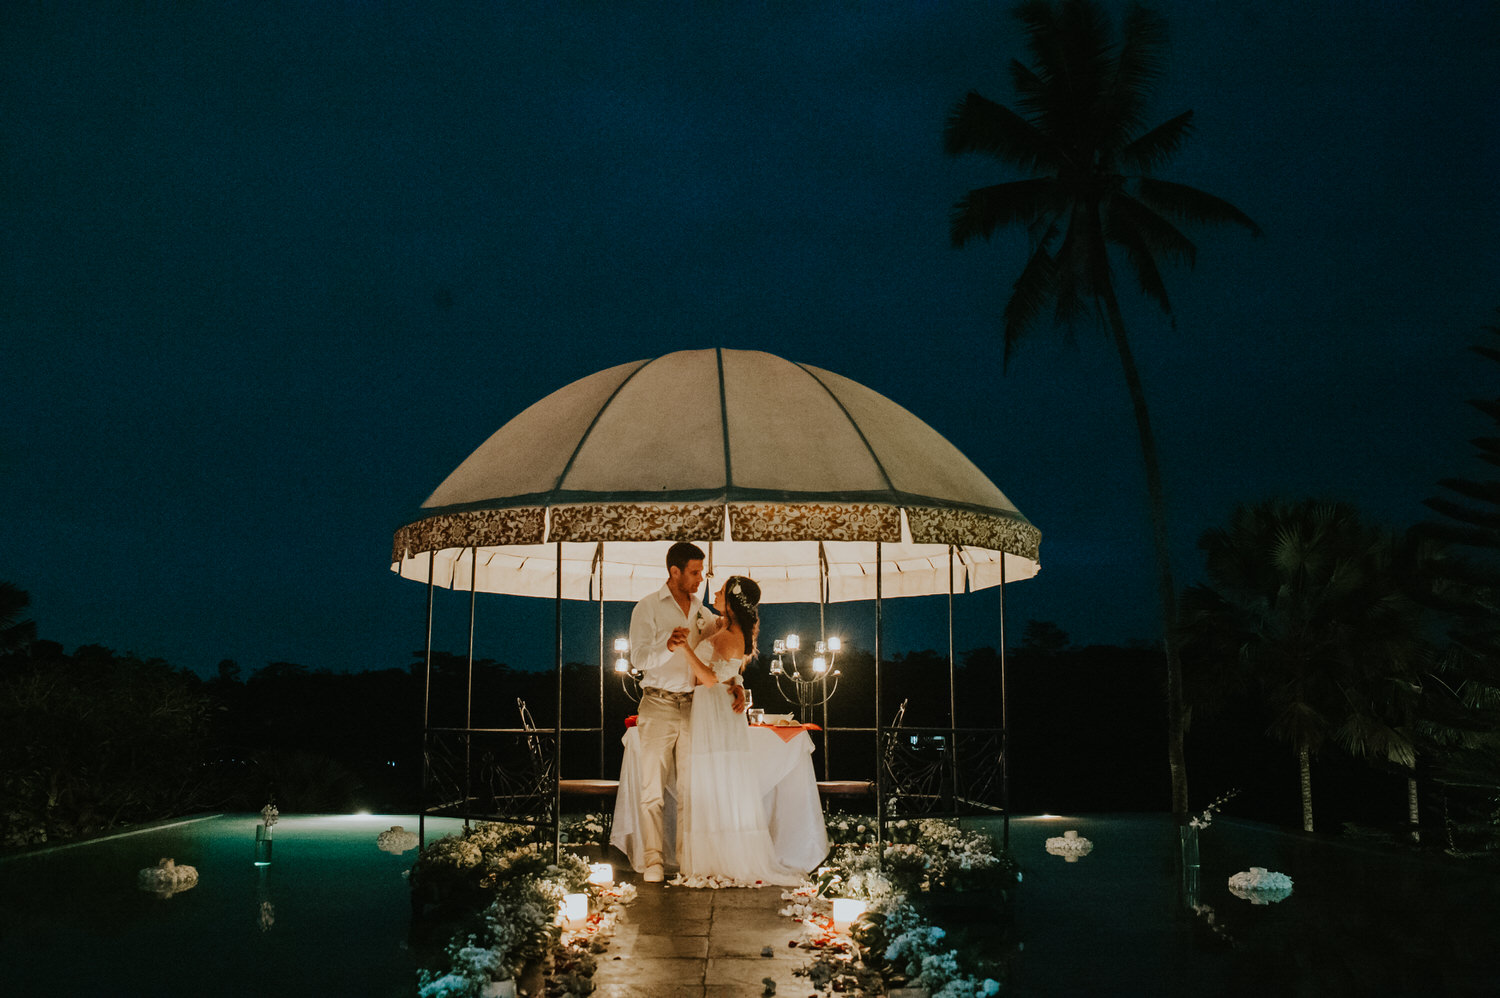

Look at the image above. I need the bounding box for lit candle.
[785,634,800,651]
[613,637,630,652]
[773,639,785,655]
[827,636,842,652]
[614,656,629,674]
[587,863,613,886]
[770,657,784,675]
[812,656,827,674]
[562,892,588,927]
[831,898,867,928]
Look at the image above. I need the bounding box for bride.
[676,575,807,885]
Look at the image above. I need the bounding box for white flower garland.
[669,872,771,889]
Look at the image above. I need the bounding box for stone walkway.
[591,865,812,998]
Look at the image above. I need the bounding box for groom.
[628,540,746,882]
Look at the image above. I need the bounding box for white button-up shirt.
[629,582,717,693]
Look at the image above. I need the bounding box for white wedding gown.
[677,641,807,885]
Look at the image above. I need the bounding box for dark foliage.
[1410,308,1500,850]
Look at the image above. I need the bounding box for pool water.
[996,814,1500,997]
[6,812,1497,996]
[0,813,463,998]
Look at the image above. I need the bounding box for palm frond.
[1136,177,1263,236]
[1468,344,1500,366]
[943,91,1049,171]
[949,178,1059,247]
[1012,0,1063,87]
[1108,2,1169,137]
[1001,242,1060,369]
[1109,191,1196,264]
[1118,110,1195,173]
[1436,476,1500,506]
[1106,211,1173,314]
[1048,207,1095,331]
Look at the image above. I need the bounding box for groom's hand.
[730,683,747,713]
[666,626,688,651]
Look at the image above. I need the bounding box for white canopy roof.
[391,348,1040,602]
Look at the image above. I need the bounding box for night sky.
[4,2,1496,677]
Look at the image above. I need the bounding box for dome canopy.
[391,348,1039,602]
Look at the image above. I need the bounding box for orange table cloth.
[752,722,821,743]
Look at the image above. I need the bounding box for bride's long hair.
[722,576,760,660]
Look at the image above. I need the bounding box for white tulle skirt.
[677,683,806,885]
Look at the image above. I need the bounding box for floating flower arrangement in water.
[137,857,199,898]
[1227,867,1294,904]
[376,824,420,854]
[1043,829,1093,862]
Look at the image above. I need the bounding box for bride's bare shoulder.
[712,628,742,659]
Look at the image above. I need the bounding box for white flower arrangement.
[377,825,420,854]
[413,823,629,998]
[559,812,608,846]
[260,802,279,827]
[1043,830,1093,862]
[137,857,199,898]
[1227,867,1294,905]
[795,814,1014,996]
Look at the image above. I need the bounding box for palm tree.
[1180,500,1419,832]
[944,0,1261,820]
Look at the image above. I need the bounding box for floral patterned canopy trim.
[389,500,1040,603]
[392,501,1038,559]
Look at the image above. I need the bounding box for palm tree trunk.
[1100,284,1189,821]
[1406,769,1420,844]
[1298,744,1314,832]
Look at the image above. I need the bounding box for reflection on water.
[0,813,464,998]
[985,814,1500,998]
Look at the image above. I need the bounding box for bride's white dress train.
[677,643,808,885]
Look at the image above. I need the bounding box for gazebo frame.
[413,537,1014,857]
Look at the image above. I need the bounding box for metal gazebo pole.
[595,543,605,777]
[874,539,884,849]
[465,544,477,827]
[1000,555,1010,851]
[819,541,830,780]
[553,540,564,861]
[948,545,958,812]
[420,550,435,850]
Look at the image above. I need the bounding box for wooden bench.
[816,780,874,799]
[557,778,620,797]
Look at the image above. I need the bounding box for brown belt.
[641,687,693,704]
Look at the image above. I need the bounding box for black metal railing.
[881,725,1005,817]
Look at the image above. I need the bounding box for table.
[610,724,829,874]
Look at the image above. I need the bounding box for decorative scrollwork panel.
[882,727,1005,817]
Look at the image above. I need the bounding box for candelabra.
[611,637,643,701]
[768,633,842,720]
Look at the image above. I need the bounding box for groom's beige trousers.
[635,688,693,870]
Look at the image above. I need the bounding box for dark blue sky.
[4,2,1496,676]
